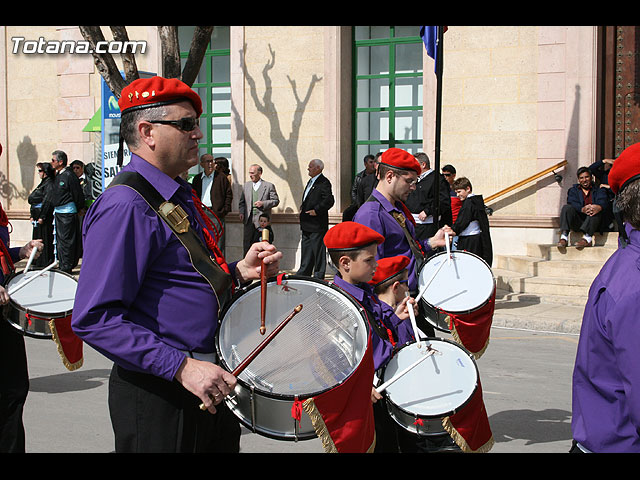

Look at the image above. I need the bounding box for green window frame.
[179,26,231,169]
[352,26,424,175]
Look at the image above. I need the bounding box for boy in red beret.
[324,222,416,452]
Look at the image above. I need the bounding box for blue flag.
[420,26,446,72]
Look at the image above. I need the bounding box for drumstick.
[445,231,451,265]
[375,348,436,394]
[260,228,270,335]
[405,291,424,343]
[414,255,448,305]
[24,246,38,273]
[8,260,59,296]
[199,304,303,410]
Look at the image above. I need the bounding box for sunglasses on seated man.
[148,117,199,132]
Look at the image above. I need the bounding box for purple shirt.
[332,275,396,371]
[572,223,640,452]
[353,189,431,291]
[72,154,235,381]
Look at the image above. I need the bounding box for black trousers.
[0,318,29,453]
[559,204,603,237]
[108,364,241,453]
[297,230,327,279]
[54,212,81,273]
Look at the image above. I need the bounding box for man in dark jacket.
[297,158,334,279]
[50,150,84,273]
[405,152,452,241]
[558,166,609,249]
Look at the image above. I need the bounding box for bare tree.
[79,26,214,98]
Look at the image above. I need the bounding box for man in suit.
[405,152,452,241]
[191,154,232,251]
[297,159,335,279]
[238,164,279,255]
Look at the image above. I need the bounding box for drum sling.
[365,195,426,269]
[108,171,232,308]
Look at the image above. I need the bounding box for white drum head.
[7,270,77,316]
[418,251,494,314]
[383,339,478,418]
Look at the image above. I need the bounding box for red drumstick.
[233,304,302,376]
[260,227,270,335]
[199,304,303,411]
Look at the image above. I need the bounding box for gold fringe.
[442,416,494,453]
[302,398,376,453]
[48,320,83,372]
[302,398,338,453]
[449,320,490,360]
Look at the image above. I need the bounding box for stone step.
[493,268,592,306]
[495,254,605,279]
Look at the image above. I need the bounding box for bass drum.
[382,338,478,436]
[4,268,77,339]
[216,275,370,441]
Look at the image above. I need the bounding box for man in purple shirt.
[571,142,640,452]
[353,149,451,292]
[71,77,281,453]
[352,148,451,336]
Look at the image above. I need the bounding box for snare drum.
[216,275,370,441]
[382,338,478,436]
[4,269,77,339]
[418,251,495,318]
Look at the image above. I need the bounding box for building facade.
[0,26,631,270]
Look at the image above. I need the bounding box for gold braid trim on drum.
[449,321,490,360]
[302,398,338,453]
[49,319,83,371]
[302,399,376,454]
[442,416,494,453]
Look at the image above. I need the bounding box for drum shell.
[418,250,495,316]
[4,269,77,340]
[382,338,478,436]
[216,275,369,441]
[226,383,316,441]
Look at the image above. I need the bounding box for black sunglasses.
[149,117,199,132]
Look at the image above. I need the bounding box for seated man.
[558,167,609,248]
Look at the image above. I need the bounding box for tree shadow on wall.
[232,43,322,210]
[1,136,37,204]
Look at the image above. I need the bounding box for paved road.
[20,325,578,453]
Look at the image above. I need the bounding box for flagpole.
[433,26,444,230]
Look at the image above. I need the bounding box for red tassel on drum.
[413,418,424,426]
[291,398,303,422]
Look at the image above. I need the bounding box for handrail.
[484,160,568,204]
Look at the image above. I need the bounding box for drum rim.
[417,250,495,315]
[216,274,371,401]
[382,337,479,419]
[5,268,77,318]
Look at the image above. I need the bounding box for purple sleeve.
[71,192,186,381]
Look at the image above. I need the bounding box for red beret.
[609,143,640,194]
[379,148,421,175]
[324,221,384,250]
[368,255,410,287]
[118,76,202,117]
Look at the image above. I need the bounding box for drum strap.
[365,195,425,268]
[107,171,232,306]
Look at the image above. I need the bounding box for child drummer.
[324,221,417,452]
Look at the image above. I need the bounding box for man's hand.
[174,357,237,414]
[429,225,455,248]
[19,239,43,261]
[235,241,282,284]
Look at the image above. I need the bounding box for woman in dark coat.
[28,162,56,267]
